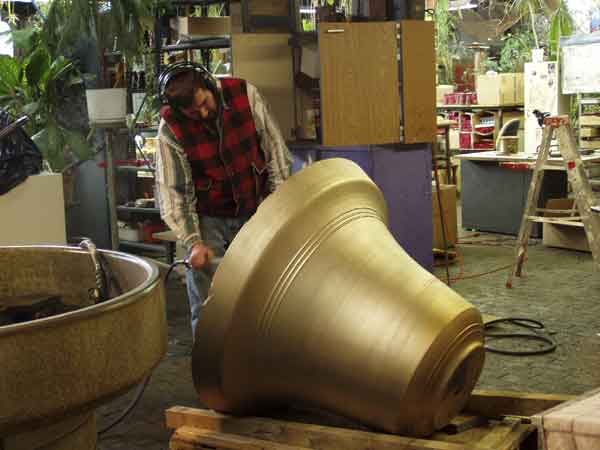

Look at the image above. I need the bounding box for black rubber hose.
[484,317,557,356]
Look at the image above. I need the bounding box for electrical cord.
[98,375,153,435]
[99,258,187,436]
[484,317,557,356]
[165,259,191,284]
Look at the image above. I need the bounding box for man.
[155,62,293,334]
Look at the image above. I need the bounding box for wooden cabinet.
[318,21,436,147]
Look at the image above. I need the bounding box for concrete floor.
[97,232,600,449]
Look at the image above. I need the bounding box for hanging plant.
[506,0,574,59]
[498,29,536,72]
[42,0,153,61]
[548,1,574,60]
[434,0,459,85]
[0,1,17,25]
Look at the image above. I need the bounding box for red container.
[460,115,473,132]
[474,125,495,135]
[459,132,473,149]
[141,222,167,243]
[474,140,495,150]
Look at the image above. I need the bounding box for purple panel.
[288,143,433,271]
[371,145,433,271]
[319,148,374,177]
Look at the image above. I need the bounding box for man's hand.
[189,242,215,270]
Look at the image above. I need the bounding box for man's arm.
[155,120,203,251]
[247,83,293,191]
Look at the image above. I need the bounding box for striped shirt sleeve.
[246,83,293,191]
[155,120,203,250]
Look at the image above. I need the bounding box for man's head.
[163,69,219,121]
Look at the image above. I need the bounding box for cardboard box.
[542,198,590,252]
[436,85,454,104]
[514,73,524,104]
[476,73,523,106]
[0,174,66,246]
[432,184,457,249]
[580,115,600,126]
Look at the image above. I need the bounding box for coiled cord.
[485,317,557,356]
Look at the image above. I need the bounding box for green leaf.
[26,48,51,87]
[62,127,90,161]
[23,101,40,116]
[31,128,49,154]
[0,56,21,96]
[67,74,84,86]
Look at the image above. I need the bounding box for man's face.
[180,87,218,120]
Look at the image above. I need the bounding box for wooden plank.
[319,22,401,146]
[232,34,295,140]
[170,426,311,449]
[248,0,289,16]
[165,407,476,450]
[474,417,521,449]
[526,216,585,227]
[442,415,486,435]
[177,17,231,36]
[466,390,576,419]
[401,20,437,144]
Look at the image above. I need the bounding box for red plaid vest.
[161,78,268,217]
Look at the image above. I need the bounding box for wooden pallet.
[166,390,574,450]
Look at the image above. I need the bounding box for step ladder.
[506,115,600,288]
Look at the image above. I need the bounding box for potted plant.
[41,0,154,124]
[0,29,90,173]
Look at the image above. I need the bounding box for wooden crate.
[166,390,573,450]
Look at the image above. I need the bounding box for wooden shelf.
[116,166,155,173]
[117,206,161,214]
[437,104,524,110]
[160,38,231,52]
[119,240,168,253]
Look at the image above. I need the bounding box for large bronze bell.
[192,158,485,437]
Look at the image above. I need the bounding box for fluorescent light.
[300,7,316,13]
[449,2,477,10]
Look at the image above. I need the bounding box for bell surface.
[192,158,485,437]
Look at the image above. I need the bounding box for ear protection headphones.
[158,61,226,110]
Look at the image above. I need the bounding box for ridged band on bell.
[192,158,485,437]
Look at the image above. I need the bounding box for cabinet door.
[401,20,436,144]
[319,22,401,147]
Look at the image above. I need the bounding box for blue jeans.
[186,215,250,337]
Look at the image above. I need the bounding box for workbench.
[289,142,433,271]
[455,151,600,237]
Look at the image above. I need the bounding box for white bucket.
[85,88,127,124]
